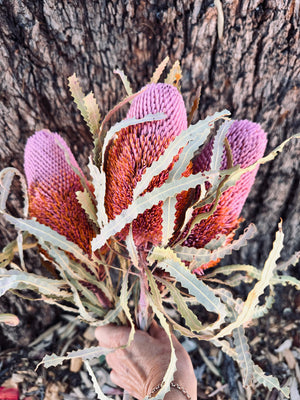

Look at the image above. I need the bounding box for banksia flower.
[179,120,267,272]
[104,83,187,247]
[24,129,96,256]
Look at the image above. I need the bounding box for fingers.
[95,324,131,348]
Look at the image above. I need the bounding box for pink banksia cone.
[178,119,267,273]
[24,129,96,256]
[104,83,187,246]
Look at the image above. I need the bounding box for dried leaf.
[0,167,28,216]
[164,60,182,87]
[83,92,101,136]
[150,56,170,83]
[76,188,98,226]
[114,69,133,97]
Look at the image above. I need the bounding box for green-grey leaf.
[232,325,254,386]
[85,360,111,400]
[253,365,290,398]
[120,270,135,347]
[39,346,112,368]
[146,270,177,400]
[0,269,70,298]
[161,279,204,332]
[148,247,226,319]
[3,213,100,277]
[175,223,257,267]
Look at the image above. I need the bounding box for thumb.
[95,324,132,348]
[149,320,168,340]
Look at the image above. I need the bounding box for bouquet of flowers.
[0,59,299,399]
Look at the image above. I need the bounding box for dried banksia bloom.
[179,120,268,272]
[24,129,96,256]
[104,83,187,247]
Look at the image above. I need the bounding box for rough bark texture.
[0,0,299,345]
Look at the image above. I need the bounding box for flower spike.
[104,83,187,247]
[180,120,268,272]
[24,129,96,256]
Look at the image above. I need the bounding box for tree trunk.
[0,0,299,345]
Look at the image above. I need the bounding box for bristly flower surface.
[177,120,267,272]
[104,83,187,247]
[24,129,96,256]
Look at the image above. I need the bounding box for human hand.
[95,322,197,400]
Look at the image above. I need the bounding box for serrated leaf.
[232,325,254,386]
[150,56,169,83]
[160,278,204,332]
[277,250,300,271]
[175,224,257,267]
[148,247,226,321]
[68,73,100,137]
[43,243,112,311]
[215,222,284,339]
[92,170,217,251]
[161,197,177,246]
[0,269,70,298]
[68,73,89,122]
[97,89,147,151]
[83,91,101,136]
[114,68,133,97]
[253,365,290,398]
[88,157,108,228]
[2,213,100,277]
[220,133,300,192]
[252,287,275,319]
[85,360,111,400]
[210,120,233,172]
[120,270,135,347]
[145,270,177,400]
[273,275,300,290]
[76,188,98,226]
[0,313,19,326]
[39,346,112,369]
[125,225,139,269]
[204,264,261,280]
[164,60,182,86]
[0,167,28,216]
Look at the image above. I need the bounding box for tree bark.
[0,0,299,344]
